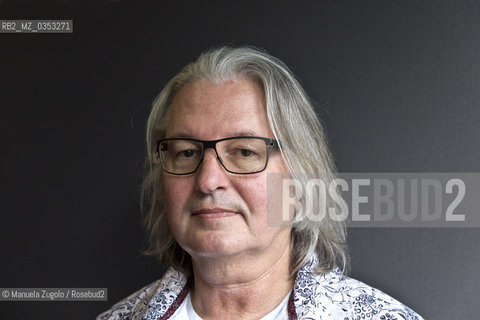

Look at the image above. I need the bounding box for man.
[98,47,423,319]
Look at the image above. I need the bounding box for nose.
[194,149,229,194]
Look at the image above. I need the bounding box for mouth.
[192,207,239,219]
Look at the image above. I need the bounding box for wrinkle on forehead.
[165,79,273,140]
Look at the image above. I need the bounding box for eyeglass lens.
[159,138,269,174]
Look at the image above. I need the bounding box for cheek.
[237,177,269,221]
[162,177,192,222]
[255,161,292,226]
[238,176,291,244]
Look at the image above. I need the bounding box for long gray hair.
[142,46,349,276]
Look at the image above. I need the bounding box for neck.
[189,241,294,320]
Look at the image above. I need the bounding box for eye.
[179,149,195,158]
[239,149,254,157]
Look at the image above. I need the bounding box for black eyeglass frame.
[156,136,280,175]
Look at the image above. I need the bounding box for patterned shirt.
[97,255,423,320]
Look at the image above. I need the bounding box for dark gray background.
[1,0,479,319]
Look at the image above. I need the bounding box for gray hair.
[142,46,349,276]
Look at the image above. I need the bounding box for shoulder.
[96,267,188,320]
[293,259,424,320]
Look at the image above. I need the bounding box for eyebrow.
[166,131,194,139]
[166,130,259,139]
[231,131,258,137]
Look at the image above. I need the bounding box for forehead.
[165,79,274,139]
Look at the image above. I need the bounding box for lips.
[192,207,239,218]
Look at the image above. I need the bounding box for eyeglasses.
[156,136,279,175]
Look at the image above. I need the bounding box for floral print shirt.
[97,255,423,320]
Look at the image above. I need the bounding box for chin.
[187,233,247,259]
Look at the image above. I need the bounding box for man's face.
[162,79,291,261]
